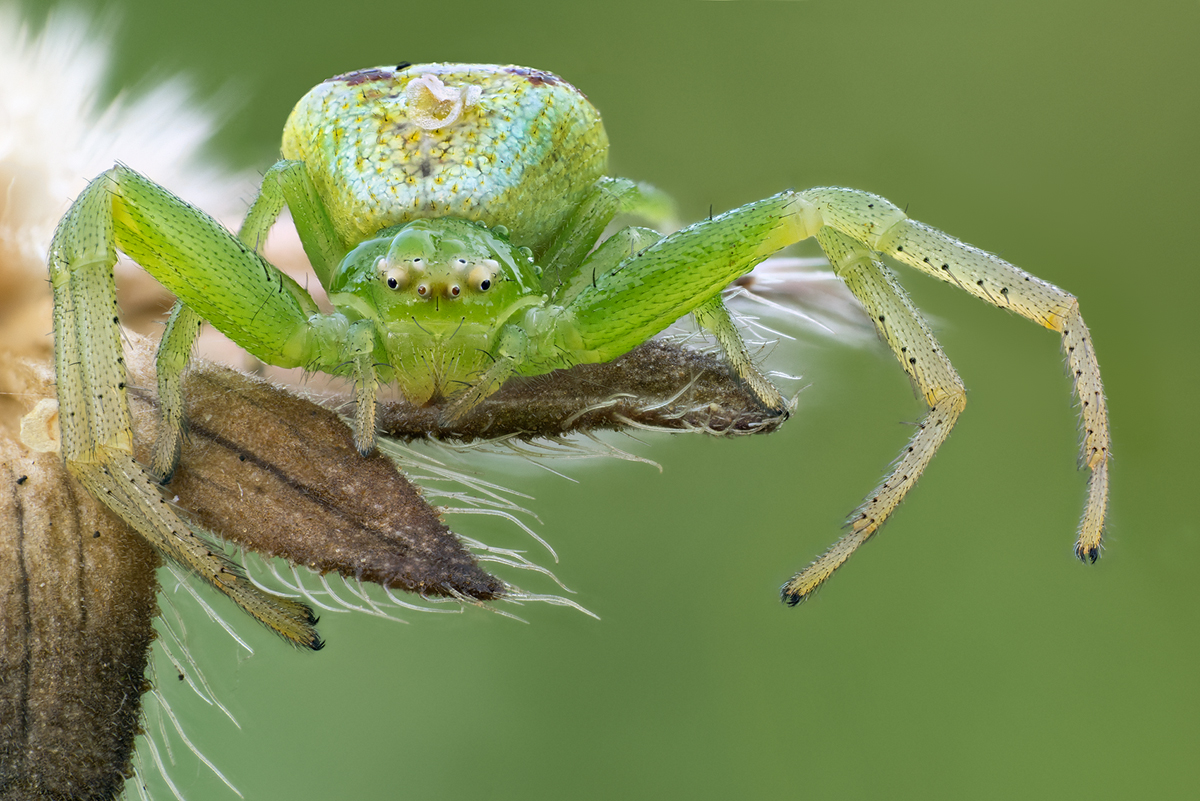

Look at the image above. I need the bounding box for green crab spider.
[49,63,1110,644]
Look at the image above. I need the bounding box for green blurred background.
[22,0,1200,798]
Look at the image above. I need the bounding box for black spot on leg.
[16,475,27,485]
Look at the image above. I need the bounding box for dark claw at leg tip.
[1074,544,1100,564]
[780,587,806,607]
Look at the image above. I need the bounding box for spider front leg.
[473,187,1107,602]
[48,164,363,647]
[781,187,1110,602]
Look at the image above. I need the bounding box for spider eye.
[416,284,429,296]
[381,266,408,291]
[449,284,461,297]
[468,262,496,292]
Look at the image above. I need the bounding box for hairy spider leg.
[787,228,967,600]
[502,185,1107,601]
[47,165,351,647]
[774,187,1109,603]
